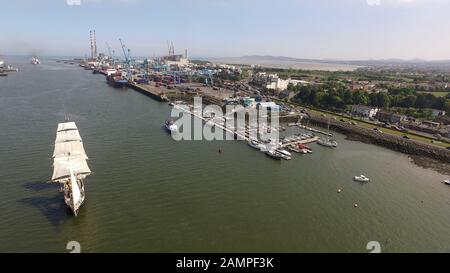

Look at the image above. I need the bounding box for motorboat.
[247,139,261,150]
[442,179,450,185]
[276,149,292,158]
[354,175,370,182]
[265,150,282,160]
[164,120,178,133]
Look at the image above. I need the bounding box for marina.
[170,101,320,160]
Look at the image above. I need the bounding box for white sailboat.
[317,137,338,147]
[51,122,91,216]
[317,119,338,148]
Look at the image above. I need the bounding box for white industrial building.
[254,72,309,91]
[162,54,190,67]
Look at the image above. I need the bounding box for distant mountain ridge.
[207,55,450,70]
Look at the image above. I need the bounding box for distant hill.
[206,55,450,71]
[207,55,362,71]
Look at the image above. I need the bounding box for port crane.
[118,38,134,80]
[118,38,133,65]
[105,42,116,65]
[166,40,175,56]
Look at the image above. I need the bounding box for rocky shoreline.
[306,115,450,175]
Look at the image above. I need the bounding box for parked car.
[403,135,410,139]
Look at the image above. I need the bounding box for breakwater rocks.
[305,116,450,164]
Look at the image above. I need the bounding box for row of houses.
[350,105,405,124]
[351,105,450,137]
[351,105,446,121]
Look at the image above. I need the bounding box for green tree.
[353,91,369,105]
[377,92,391,108]
[445,100,450,116]
[343,90,353,105]
[401,95,416,108]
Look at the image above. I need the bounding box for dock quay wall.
[306,116,450,163]
[127,83,164,101]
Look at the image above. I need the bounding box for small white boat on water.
[442,179,450,185]
[272,149,291,160]
[259,144,269,152]
[265,150,282,160]
[354,175,370,182]
[276,149,292,158]
[165,120,178,134]
[247,139,261,150]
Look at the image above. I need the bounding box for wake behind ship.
[51,122,91,216]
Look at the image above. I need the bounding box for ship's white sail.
[53,141,87,159]
[69,169,82,214]
[55,130,82,143]
[52,154,91,182]
[51,122,90,183]
[57,122,78,132]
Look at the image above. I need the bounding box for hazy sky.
[1,0,450,60]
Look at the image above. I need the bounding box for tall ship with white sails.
[51,122,91,216]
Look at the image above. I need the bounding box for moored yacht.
[265,150,282,160]
[317,118,338,147]
[317,137,338,148]
[247,139,261,150]
[276,149,292,158]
